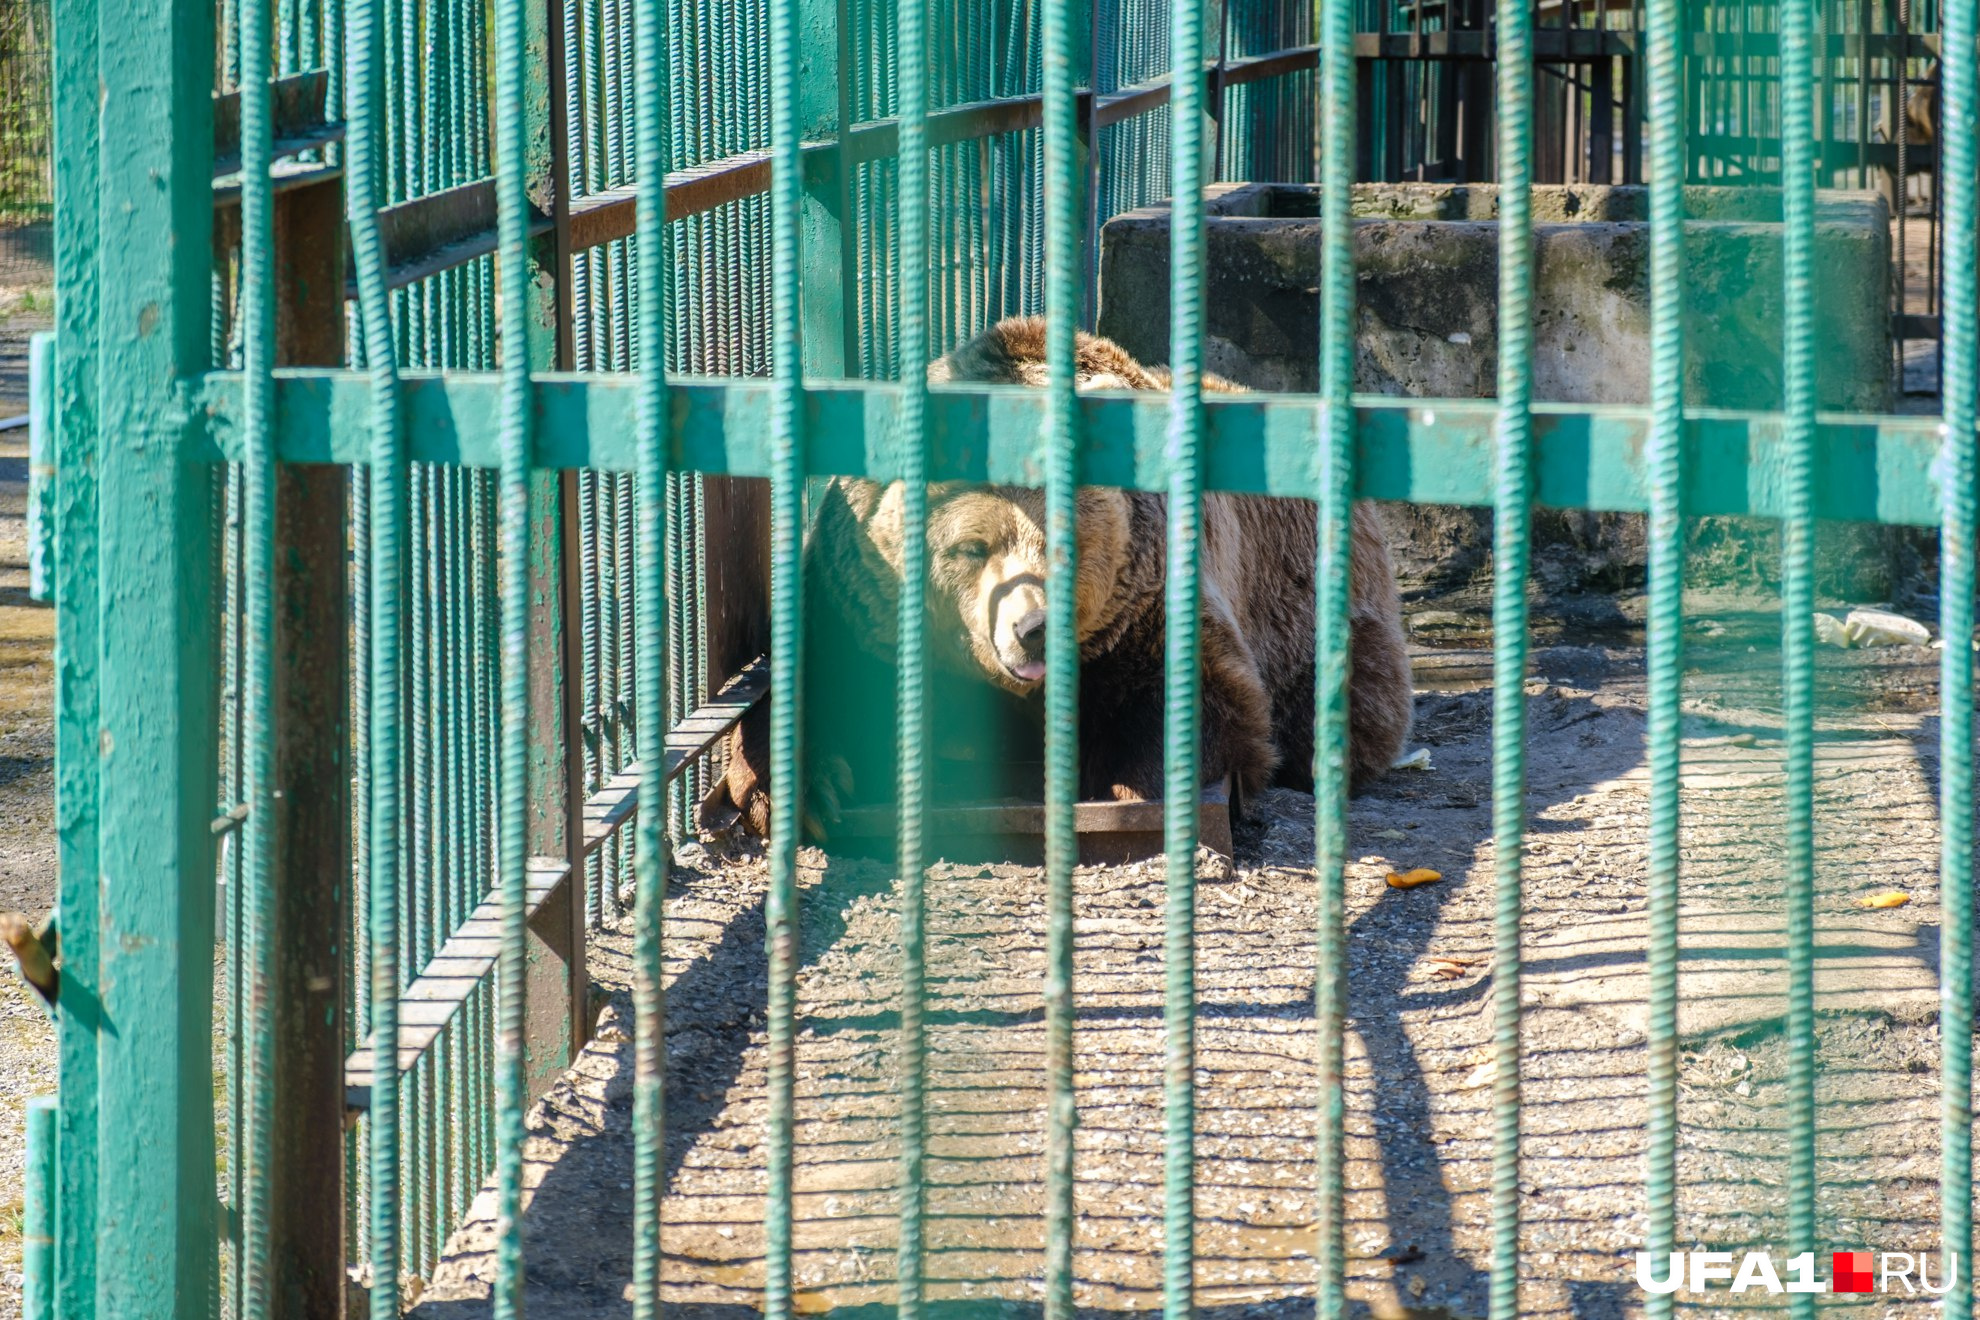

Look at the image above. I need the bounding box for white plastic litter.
[1842,608,1932,648]
[1391,747,1432,771]
[1814,612,1852,649]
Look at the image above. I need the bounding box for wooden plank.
[302,40,1344,296]
[343,859,569,1108]
[830,780,1235,865]
[267,173,349,1320]
[580,656,772,856]
[342,659,770,1111]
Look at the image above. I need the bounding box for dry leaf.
[1387,867,1443,889]
[1857,890,1911,909]
[1424,957,1476,981]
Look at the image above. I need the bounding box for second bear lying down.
[721,316,1414,835]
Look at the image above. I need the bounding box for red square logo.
[1833,1251,1875,1293]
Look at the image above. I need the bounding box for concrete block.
[1097,182,1903,603]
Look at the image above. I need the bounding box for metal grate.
[35,0,1978,1312]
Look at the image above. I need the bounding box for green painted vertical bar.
[1778,0,1818,1297]
[27,331,53,604]
[894,0,930,1308]
[1165,0,1207,1315]
[92,0,223,1301]
[1937,0,1975,1303]
[346,0,407,1290]
[1490,0,1532,1299]
[239,0,279,1295]
[23,1094,54,1320]
[495,0,536,1291]
[1041,0,1080,1302]
[49,0,99,1294]
[799,0,853,376]
[630,0,670,1301]
[1313,0,1353,1299]
[1642,0,1684,1301]
[767,0,806,1303]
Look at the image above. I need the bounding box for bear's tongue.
[1011,659,1046,683]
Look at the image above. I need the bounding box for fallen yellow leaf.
[1387,867,1443,889]
[1424,957,1476,980]
[1856,890,1911,909]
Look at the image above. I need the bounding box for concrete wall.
[1096,182,1907,605]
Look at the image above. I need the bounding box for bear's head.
[824,479,1146,694]
[810,317,1203,693]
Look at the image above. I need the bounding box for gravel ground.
[406,606,1977,1320]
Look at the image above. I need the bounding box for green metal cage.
[24,0,1977,1309]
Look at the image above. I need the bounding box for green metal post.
[1165,0,1209,1314]
[27,331,53,603]
[1643,0,1685,1301]
[1936,0,1975,1303]
[767,0,808,1307]
[239,0,279,1300]
[1314,0,1354,1302]
[90,0,223,1308]
[895,0,931,1311]
[1491,0,1533,1303]
[630,0,671,1305]
[24,1094,54,1320]
[495,0,537,1294]
[1779,0,1819,1301]
[799,0,854,375]
[49,0,99,1300]
[1042,0,1082,1307]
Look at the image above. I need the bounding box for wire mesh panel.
[35,0,1980,1310]
[0,0,47,209]
[0,0,51,284]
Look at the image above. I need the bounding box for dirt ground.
[405,600,1977,1320]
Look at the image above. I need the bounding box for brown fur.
[720,316,1414,835]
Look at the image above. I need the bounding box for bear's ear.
[827,475,888,523]
[847,480,908,572]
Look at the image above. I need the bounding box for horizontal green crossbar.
[193,371,1949,524]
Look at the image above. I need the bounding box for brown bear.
[718,316,1414,837]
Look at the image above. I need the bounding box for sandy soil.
[404,605,1977,1320]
